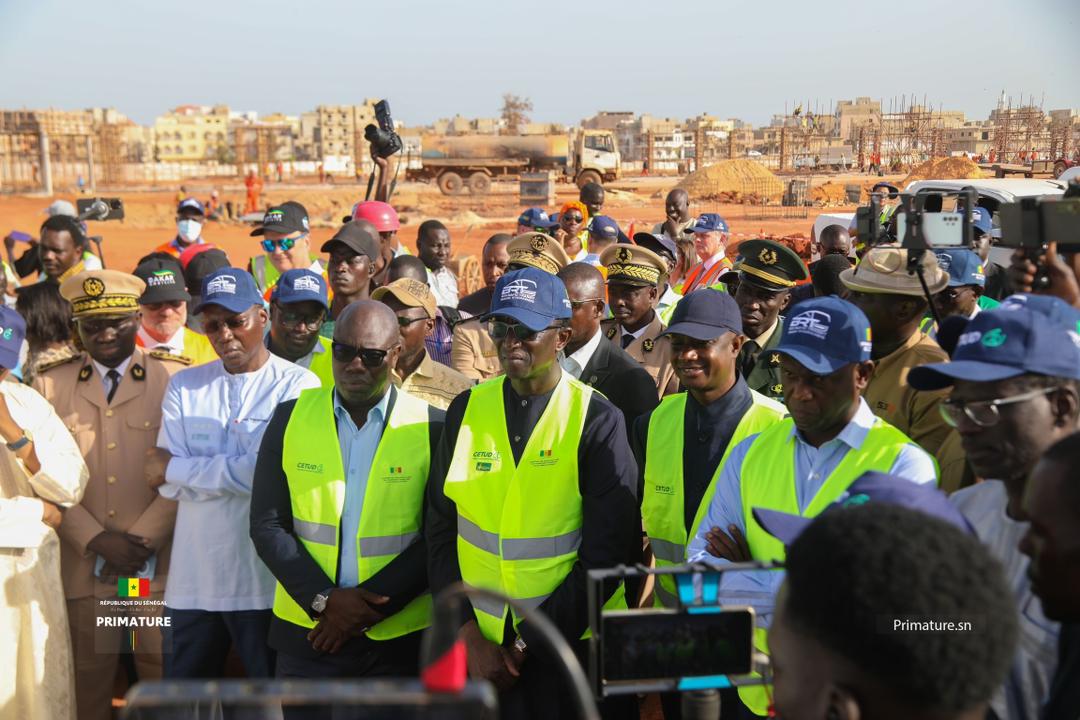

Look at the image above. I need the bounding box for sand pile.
[677,159,784,201]
[811,182,849,205]
[902,157,986,185]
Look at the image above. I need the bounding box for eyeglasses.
[936,287,975,302]
[331,341,394,368]
[78,315,137,336]
[397,315,429,328]
[202,313,253,334]
[939,387,1059,428]
[562,214,584,224]
[487,320,559,342]
[260,234,306,253]
[569,298,604,308]
[278,311,325,330]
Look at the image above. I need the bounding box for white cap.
[44,200,77,218]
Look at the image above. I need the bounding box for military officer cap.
[60,269,146,318]
[599,243,666,287]
[507,232,571,275]
[723,239,809,292]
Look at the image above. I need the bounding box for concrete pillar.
[39,130,52,196]
[85,135,96,191]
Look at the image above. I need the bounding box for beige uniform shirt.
[393,351,475,410]
[863,331,952,456]
[451,319,502,382]
[0,380,89,720]
[601,313,679,399]
[33,348,189,599]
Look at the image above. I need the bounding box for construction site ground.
[0,172,905,278]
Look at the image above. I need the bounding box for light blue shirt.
[333,387,392,588]
[686,398,938,625]
[157,354,319,611]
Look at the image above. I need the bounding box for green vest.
[251,253,322,294]
[443,374,625,644]
[307,337,334,387]
[735,415,913,715]
[641,390,786,608]
[273,385,433,640]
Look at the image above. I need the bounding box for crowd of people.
[0,177,1078,720]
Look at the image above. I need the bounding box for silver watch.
[513,635,527,653]
[312,588,334,614]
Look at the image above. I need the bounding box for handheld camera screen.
[601,609,753,683]
[895,211,967,247]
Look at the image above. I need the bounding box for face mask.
[178,219,202,242]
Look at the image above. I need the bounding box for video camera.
[997,189,1080,250]
[365,99,403,159]
[856,186,980,250]
[75,197,124,269]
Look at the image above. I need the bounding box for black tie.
[741,340,760,377]
[621,333,634,350]
[106,369,121,404]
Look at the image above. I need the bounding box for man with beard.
[909,304,1080,720]
[133,258,217,366]
[149,267,319,680]
[319,220,381,340]
[266,269,333,387]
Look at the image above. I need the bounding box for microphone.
[78,199,111,222]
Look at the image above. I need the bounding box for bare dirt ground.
[0,172,905,281]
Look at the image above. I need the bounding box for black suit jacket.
[578,335,660,436]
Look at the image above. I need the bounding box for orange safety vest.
[681,257,732,294]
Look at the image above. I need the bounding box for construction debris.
[901,156,986,185]
[676,159,784,201]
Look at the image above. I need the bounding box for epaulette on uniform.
[148,350,194,366]
[36,354,82,374]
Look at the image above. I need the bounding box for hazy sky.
[1,0,1077,127]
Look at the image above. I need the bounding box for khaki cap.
[372,278,437,318]
[60,270,146,318]
[600,243,666,287]
[507,232,571,275]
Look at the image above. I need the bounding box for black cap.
[660,288,743,340]
[250,202,309,236]
[184,248,230,295]
[633,232,678,265]
[321,222,380,260]
[730,239,809,291]
[134,258,191,304]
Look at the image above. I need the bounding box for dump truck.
[404,129,620,195]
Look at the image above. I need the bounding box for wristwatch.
[311,588,334,614]
[5,433,30,452]
[513,635,527,654]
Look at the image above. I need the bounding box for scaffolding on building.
[990,95,1052,163]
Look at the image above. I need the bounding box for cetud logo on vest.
[472,450,502,472]
[295,461,324,474]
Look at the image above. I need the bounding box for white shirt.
[701,251,726,271]
[91,357,132,395]
[427,266,459,309]
[138,325,186,355]
[561,330,603,379]
[157,354,319,611]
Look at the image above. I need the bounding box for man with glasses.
[35,270,188,720]
[688,297,937,718]
[515,208,558,236]
[133,257,218,366]
[372,278,472,410]
[600,243,678,398]
[252,301,444,696]
[555,262,657,435]
[248,202,325,297]
[267,269,333,387]
[147,267,319,681]
[930,248,999,325]
[426,267,639,719]
[721,239,809,402]
[908,303,1080,720]
[320,220,382,340]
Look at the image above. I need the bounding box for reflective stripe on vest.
[734,415,913,714]
[274,385,433,640]
[641,391,787,608]
[682,259,731,294]
[443,374,624,643]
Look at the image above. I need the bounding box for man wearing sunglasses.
[148,267,319,683]
[909,303,1080,720]
[319,220,382,341]
[426,266,639,719]
[252,300,444,690]
[267,269,334,387]
[133,257,218,367]
[688,297,937,718]
[35,270,190,720]
[248,202,325,297]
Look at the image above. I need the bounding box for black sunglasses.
[331,341,393,368]
[487,320,559,342]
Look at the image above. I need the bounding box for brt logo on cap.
[501,278,537,304]
[206,275,237,295]
[292,275,321,293]
[789,310,831,340]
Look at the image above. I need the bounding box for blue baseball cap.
[774,297,872,374]
[998,293,1080,333]
[177,197,205,215]
[688,213,729,234]
[962,206,993,236]
[908,307,1080,390]
[661,289,743,340]
[934,248,986,288]
[752,471,972,547]
[481,266,572,332]
[0,307,26,371]
[517,207,558,229]
[194,267,264,315]
[589,215,620,241]
[271,268,329,310]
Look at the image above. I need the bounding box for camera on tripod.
[364,99,403,159]
[855,187,980,251]
[997,192,1080,250]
